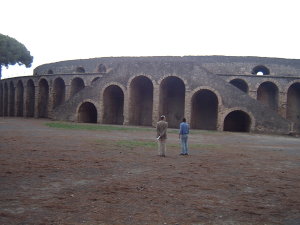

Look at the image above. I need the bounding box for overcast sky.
[1,0,300,79]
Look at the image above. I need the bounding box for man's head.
[182,118,186,122]
[160,115,166,120]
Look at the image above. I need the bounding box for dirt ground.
[0,118,300,225]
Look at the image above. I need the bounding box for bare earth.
[0,118,300,225]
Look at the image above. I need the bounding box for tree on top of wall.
[0,34,33,79]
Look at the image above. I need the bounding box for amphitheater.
[0,55,300,134]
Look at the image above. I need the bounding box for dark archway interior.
[53,78,66,109]
[78,102,97,123]
[257,82,278,111]
[70,78,85,98]
[26,80,35,117]
[98,64,106,73]
[224,110,251,132]
[230,79,248,93]
[9,82,15,116]
[76,67,85,73]
[252,65,270,75]
[0,84,3,116]
[38,79,49,118]
[4,83,8,116]
[159,77,185,128]
[103,85,124,125]
[16,81,24,116]
[129,76,153,126]
[191,90,218,130]
[287,83,300,132]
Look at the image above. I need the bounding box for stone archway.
[257,81,278,111]
[229,79,248,93]
[26,79,35,117]
[224,110,251,132]
[103,85,124,125]
[78,102,97,123]
[38,79,49,118]
[70,77,85,98]
[16,80,24,116]
[9,81,15,116]
[129,76,153,126]
[52,78,66,109]
[287,82,300,132]
[159,76,185,128]
[191,89,218,130]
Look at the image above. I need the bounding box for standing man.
[156,115,168,157]
[179,118,189,155]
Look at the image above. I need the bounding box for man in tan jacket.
[156,115,168,157]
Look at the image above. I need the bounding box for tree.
[0,34,33,79]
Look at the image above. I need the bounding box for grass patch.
[45,122,153,132]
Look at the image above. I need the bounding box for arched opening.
[103,85,124,125]
[229,79,248,93]
[159,76,185,128]
[16,81,24,116]
[70,77,85,98]
[76,67,85,73]
[9,82,15,116]
[224,110,251,132]
[257,82,278,111]
[38,79,49,118]
[78,102,97,123]
[98,64,106,73]
[287,83,300,132]
[252,65,270,75]
[47,69,54,74]
[129,76,153,126]
[191,89,218,130]
[26,79,35,117]
[91,77,101,86]
[52,78,66,109]
[3,83,8,116]
[0,83,3,116]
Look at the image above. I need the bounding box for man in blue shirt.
[179,118,189,155]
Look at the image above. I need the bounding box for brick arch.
[16,80,24,116]
[37,78,49,118]
[228,78,249,93]
[286,81,300,132]
[70,77,85,98]
[76,99,99,123]
[128,75,154,126]
[101,83,125,125]
[157,74,189,89]
[256,81,279,111]
[190,87,220,130]
[157,75,187,128]
[25,79,35,117]
[222,107,255,132]
[52,77,66,109]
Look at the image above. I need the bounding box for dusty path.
[0,118,300,225]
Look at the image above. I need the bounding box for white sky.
[1,0,300,79]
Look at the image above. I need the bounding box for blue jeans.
[180,134,188,154]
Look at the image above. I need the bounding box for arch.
[257,81,279,111]
[252,65,270,75]
[16,80,24,116]
[98,64,106,73]
[9,81,15,116]
[102,85,124,125]
[3,82,8,116]
[129,75,153,126]
[77,101,97,123]
[47,69,54,74]
[38,78,49,118]
[76,67,85,73]
[52,77,66,109]
[70,77,85,98]
[91,77,101,86]
[0,83,3,116]
[26,79,35,117]
[191,89,218,130]
[159,76,185,128]
[229,78,249,93]
[287,82,300,132]
[224,110,251,132]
